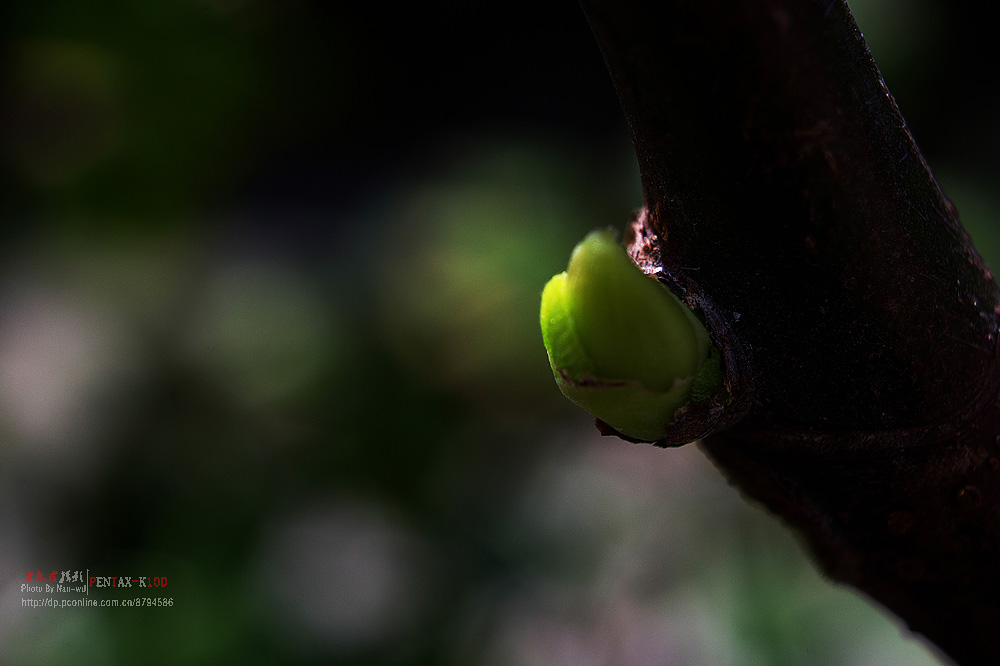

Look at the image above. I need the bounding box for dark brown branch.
[578,0,1000,663]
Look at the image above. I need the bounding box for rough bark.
[577,1,1000,664]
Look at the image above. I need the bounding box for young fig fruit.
[540,228,720,441]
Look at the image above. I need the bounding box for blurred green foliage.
[4,0,257,220]
[2,0,996,664]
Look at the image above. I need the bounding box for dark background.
[1,1,996,664]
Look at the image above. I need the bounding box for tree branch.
[578,0,1000,663]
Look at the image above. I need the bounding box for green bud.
[540,228,719,441]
